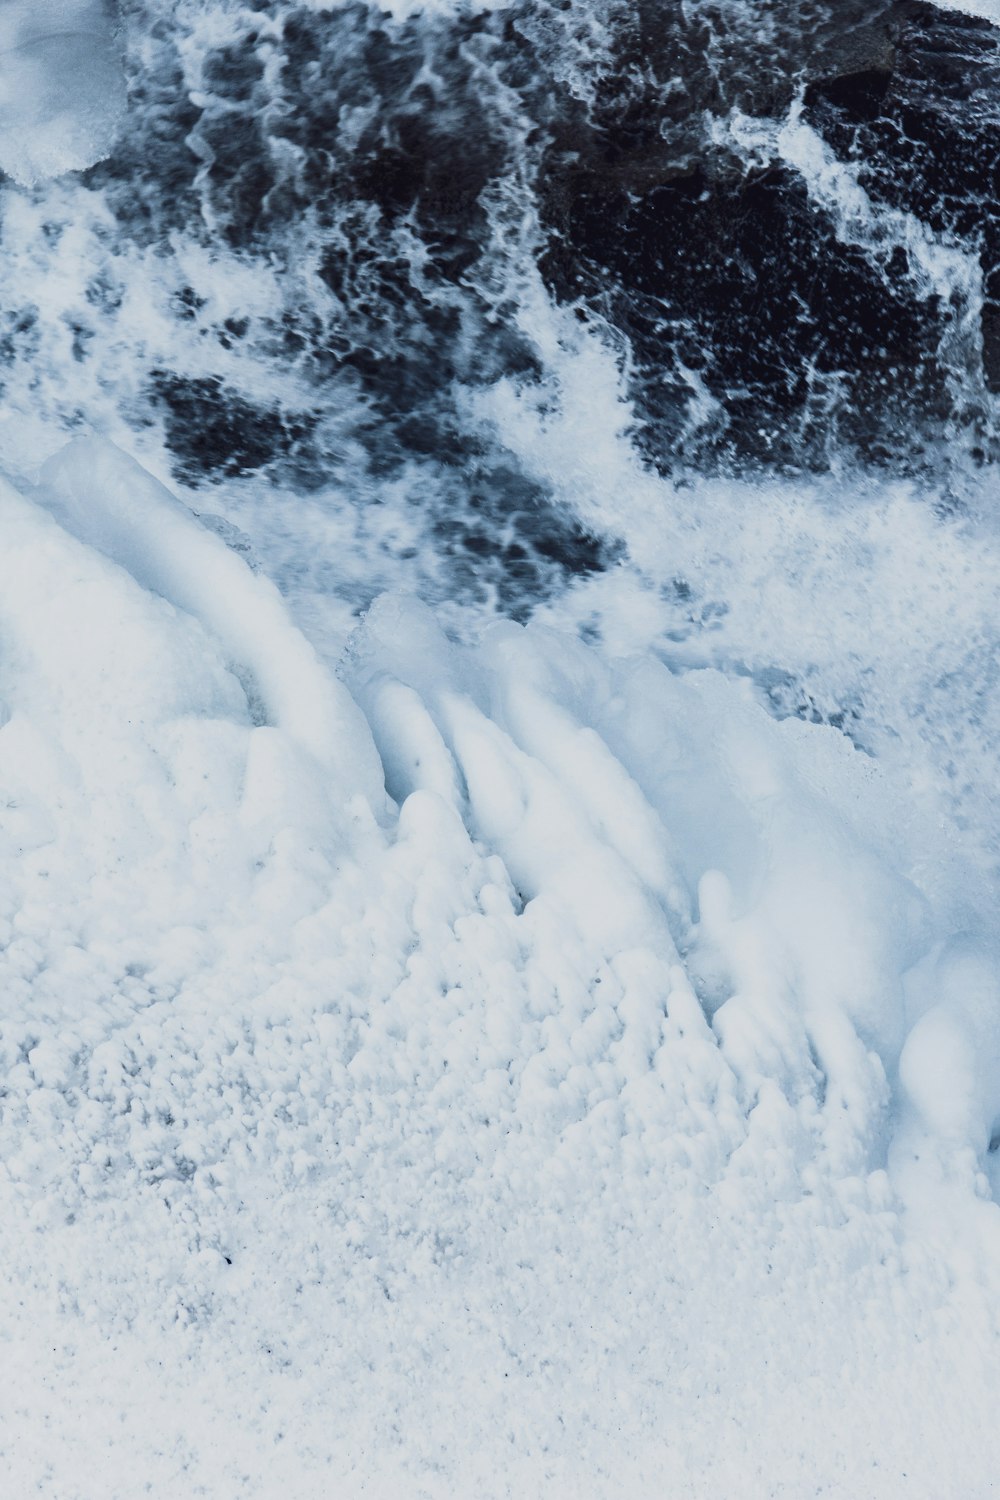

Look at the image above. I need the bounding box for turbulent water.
[4,1,1000,852]
[6,2,1000,1494]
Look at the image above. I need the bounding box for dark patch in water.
[29,0,1000,609]
[806,4,1000,393]
[150,372,315,484]
[431,464,613,617]
[547,161,948,471]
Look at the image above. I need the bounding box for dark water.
[94,0,1000,480]
[11,7,1000,539]
[4,0,1000,863]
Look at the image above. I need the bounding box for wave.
[3,3,1000,1491]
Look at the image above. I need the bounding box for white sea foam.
[0,1,124,185]
[0,2,999,1490]
[934,0,1000,20]
[0,437,996,1491]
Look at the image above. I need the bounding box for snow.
[0,1,124,185]
[2,436,1000,1492]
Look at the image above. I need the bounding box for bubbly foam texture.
[2,2,1000,1491]
[0,435,997,1492]
[0,1,124,184]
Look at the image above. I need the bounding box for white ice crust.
[1,436,1000,1493]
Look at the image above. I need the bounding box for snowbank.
[2,438,1000,1494]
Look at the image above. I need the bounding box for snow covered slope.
[1,437,999,1495]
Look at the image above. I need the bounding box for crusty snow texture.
[2,438,1000,1497]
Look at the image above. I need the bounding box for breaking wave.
[4,2,1000,1493]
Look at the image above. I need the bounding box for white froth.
[933,0,1000,20]
[0,1,124,185]
[0,3,999,1490]
[0,438,996,1491]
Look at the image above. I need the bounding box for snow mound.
[0,1,124,185]
[3,438,1000,1494]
